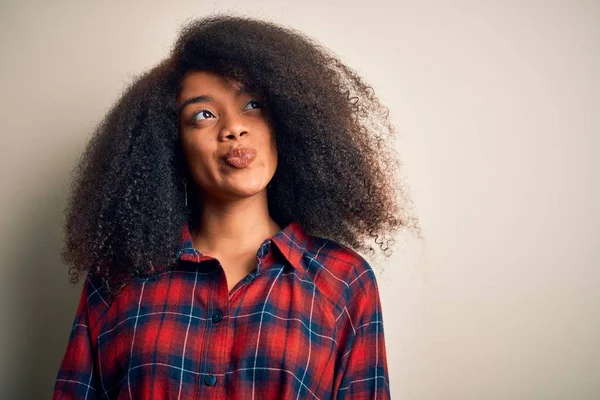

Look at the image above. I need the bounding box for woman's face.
[177,70,277,202]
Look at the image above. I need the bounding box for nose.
[219,113,249,141]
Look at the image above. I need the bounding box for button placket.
[200,261,228,395]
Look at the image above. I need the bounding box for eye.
[245,100,261,110]
[190,109,215,123]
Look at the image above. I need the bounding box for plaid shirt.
[53,221,391,399]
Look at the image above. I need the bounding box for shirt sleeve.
[53,274,109,399]
[333,264,392,399]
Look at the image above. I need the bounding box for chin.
[224,184,267,198]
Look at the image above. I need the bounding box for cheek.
[269,144,278,167]
[261,142,277,173]
[181,136,217,171]
[263,131,278,165]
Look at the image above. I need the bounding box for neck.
[190,189,281,256]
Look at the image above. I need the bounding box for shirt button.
[204,374,217,386]
[212,309,223,323]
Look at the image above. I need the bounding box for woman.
[53,14,420,399]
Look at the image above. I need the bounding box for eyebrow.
[177,85,250,114]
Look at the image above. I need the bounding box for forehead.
[178,71,245,101]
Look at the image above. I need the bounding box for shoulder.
[301,235,379,309]
[81,273,114,328]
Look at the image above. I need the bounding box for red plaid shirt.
[53,221,391,399]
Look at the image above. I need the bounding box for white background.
[1,1,598,398]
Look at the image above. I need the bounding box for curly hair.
[62,13,422,295]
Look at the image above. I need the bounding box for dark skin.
[177,70,281,294]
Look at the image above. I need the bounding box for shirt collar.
[176,221,309,273]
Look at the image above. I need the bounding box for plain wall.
[1,1,598,398]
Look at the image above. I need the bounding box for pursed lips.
[222,146,257,168]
